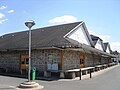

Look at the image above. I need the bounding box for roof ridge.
[35,21,82,29]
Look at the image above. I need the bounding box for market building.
[0,21,116,78]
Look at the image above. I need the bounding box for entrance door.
[20,54,29,71]
[80,52,85,68]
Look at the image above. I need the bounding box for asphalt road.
[0,65,120,90]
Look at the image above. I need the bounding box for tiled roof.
[0,22,82,50]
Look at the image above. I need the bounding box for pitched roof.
[0,22,82,50]
[103,42,112,53]
[103,43,108,51]
[90,35,99,45]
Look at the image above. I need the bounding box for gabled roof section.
[90,35,99,45]
[103,42,111,53]
[64,21,94,47]
[90,35,104,51]
[0,22,82,50]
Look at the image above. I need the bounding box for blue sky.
[0,0,120,52]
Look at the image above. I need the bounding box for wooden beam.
[60,50,64,70]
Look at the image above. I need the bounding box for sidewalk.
[0,65,119,81]
[0,65,119,90]
[0,71,59,81]
[72,64,119,81]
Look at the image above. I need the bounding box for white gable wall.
[95,39,103,51]
[106,46,110,53]
[66,26,90,45]
[101,41,105,52]
[105,43,111,53]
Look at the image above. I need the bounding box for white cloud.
[0,6,12,24]
[49,15,78,24]
[111,42,120,52]
[0,19,8,24]
[0,6,7,10]
[111,42,120,47]
[98,35,111,42]
[0,13,5,19]
[0,13,8,24]
[7,10,14,13]
[88,30,95,35]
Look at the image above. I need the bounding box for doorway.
[20,54,29,71]
[80,52,85,68]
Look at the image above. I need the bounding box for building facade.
[0,21,115,77]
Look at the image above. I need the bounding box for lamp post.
[18,20,43,89]
[25,20,35,81]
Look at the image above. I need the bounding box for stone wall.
[101,57,112,64]
[32,49,80,71]
[64,50,80,70]
[84,53,113,67]
[0,51,20,72]
[31,49,61,71]
[0,49,61,72]
[94,55,101,66]
[85,53,94,67]
[0,49,112,73]
[0,49,81,72]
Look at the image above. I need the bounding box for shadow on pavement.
[0,72,60,81]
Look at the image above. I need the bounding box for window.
[80,59,84,64]
[26,58,29,64]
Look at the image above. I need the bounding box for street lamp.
[18,20,43,89]
[25,20,35,81]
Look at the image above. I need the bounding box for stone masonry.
[85,53,94,67]
[0,51,20,72]
[64,50,80,70]
[31,49,61,72]
[0,49,112,74]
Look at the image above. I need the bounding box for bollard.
[90,69,92,78]
[79,69,81,80]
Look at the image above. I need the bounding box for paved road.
[0,65,120,90]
